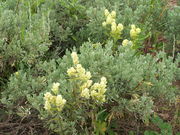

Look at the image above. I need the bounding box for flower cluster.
[130,24,141,39]
[90,77,107,103]
[122,39,132,46]
[102,9,123,36]
[67,64,91,81]
[67,52,107,103]
[44,83,66,112]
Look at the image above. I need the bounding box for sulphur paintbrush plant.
[41,52,108,134]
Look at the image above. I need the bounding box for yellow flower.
[102,21,107,27]
[130,29,137,38]
[71,52,79,65]
[44,101,51,111]
[91,90,98,97]
[56,95,66,111]
[90,77,107,103]
[122,39,129,46]
[101,77,107,85]
[117,23,124,31]
[106,15,112,24]
[81,88,90,99]
[85,71,92,80]
[104,9,109,17]
[131,24,136,29]
[111,11,116,18]
[67,67,76,76]
[44,92,53,101]
[111,22,117,32]
[130,25,141,39]
[51,82,60,94]
[86,80,93,88]
[81,80,93,90]
[15,72,19,76]
[136,28,141,34]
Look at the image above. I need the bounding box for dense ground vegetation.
[0,0,180,134]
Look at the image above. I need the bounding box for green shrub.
[0,0,50,85]
[144,116,180,135]
[78,0,179,53]
[1,41,179,134]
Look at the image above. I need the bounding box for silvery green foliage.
[78,0,179,51]
[0,0,50,77]
[2,41,179,133]
[166,6,180,52]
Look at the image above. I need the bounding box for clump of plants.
[0,0,180,134]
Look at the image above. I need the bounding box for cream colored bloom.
[117,23,124,31]
[100,77,107,85]
[51,82,60,94]
[44,101,51,110]
[91,90,98,97]
[15,72,19,76]
[104,9,109,17]
[106,15,113,24]
[67,67,76,76]
[44,92,52,101]
[71,52,79,65]
[81,88,90,99]
[56,95,66,111]
[111,11,116,18]
[130,25,141,39]
[122,39,129,46]
[131,24,136,29]
[81,80,93,90]
[111,22,117,32]
[90,77,107,103]
[102,21,107,27]
[136,28,141,33]
[130,29,137,38]
[85,71,92,80]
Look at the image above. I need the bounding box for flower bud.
[104,9,109,17]
[102,21,107,27]
[111,11,116,18]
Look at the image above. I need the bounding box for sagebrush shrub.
[1,41,179,134]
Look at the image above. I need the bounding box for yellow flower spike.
[111,11,116,18]
[51,82,60,94]
[80,88,90,99]
[44,92,53,101]
[104,9,109,17]
[102,21,107,27]
[44,101,51,111]
[71,52,79,65]
[106,15,113,24]
[136,28,141,34]
[67,67,76,76]
[101,96,106,102]
[131,24,136,29]
[111,22,117,32]
[100,77,107,85]
[91,90,98,97]
[56,95,66,111]
[122,39,129,46]
[87,80,93,87]
[117,23,124,31]
[15,72,19,76]
[130,29,137,38]
[81,80,93,90]
[85,71,92,80]
[76,64,85,74]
